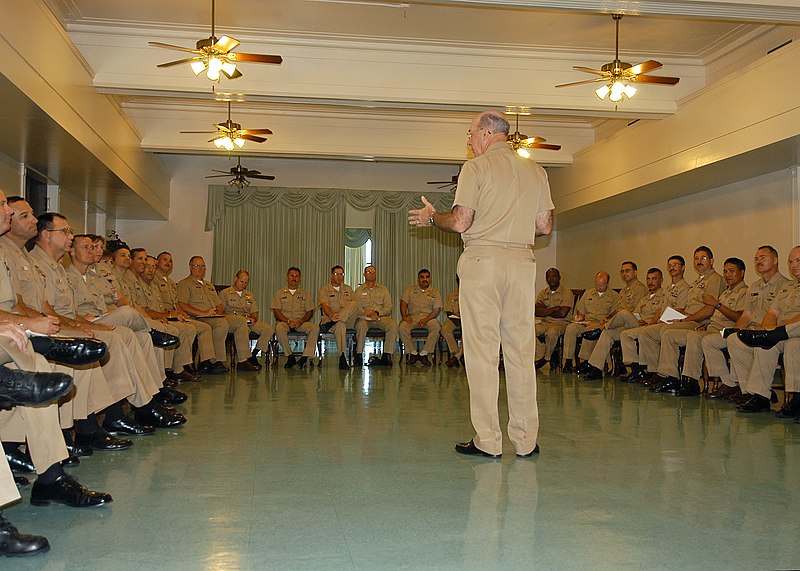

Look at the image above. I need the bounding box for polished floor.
[7,347,800,570]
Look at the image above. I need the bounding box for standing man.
[353,265,397,367]
[409,110,553,458]
[219,270,274,367]
[271,267,318,369]
[398,269,442,366]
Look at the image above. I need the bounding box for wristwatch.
[715,302,722,309]
[428,215,435,226]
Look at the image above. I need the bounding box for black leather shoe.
[722,328,740,339]
[447,356,462,368]
[134,406,186,428]
[583,366,603,381]
[338,354,349,370]
[30,474,112,508]
[29,336,108,366]
[678,377,701,396]
[776,393,800,418]
[74,431,133,451]
[162,377,178,388]
[0,369,73,408]
[534,358,546,370]
[406,354,418,365]
[66,442,93,458]
[166,369,200,383]
[284,355,297,369]
[197,360,228,375]
[455,440,501,459]
[297,356,309,369]
[516,444,540,458]
[575,361,591,375]
[654,376,679,393]
[154,386,188,405]
[149,329,180,349]
[354,353,363,367]
[620,369,646,383]
[237,360,260,371]
[419,355,432,366]
[582,328,602,341]
[61,454,80,467]
[5,449,35,474]
[736,327,788,350]
[562,359,573,374]
[707,383,739,400]
[0,515,49,557]
[737,394,772,413]
[103,417,156,436]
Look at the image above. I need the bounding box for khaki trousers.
[275,321,319,358]
[399,317,441,355]
[681,328,722,381]
[248,321,274,355]
[0,338,68,473]
[586,310,639,369]
[0,437,20,506]
[92,326,160,408]
[656,322,701,378]
[355,317,398,354]
[701,333,736,386]
[458,244,539,457]
[784,338,800,392]
[321,301,358,355]
[535,321,566,361]
[620,326,647,365]
[728,335,779,398]
[442,318,463,357]
[184,318,214,363]
[562,322,586,365]
[639,323,667,369]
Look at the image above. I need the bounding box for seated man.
[534,268,573,371]
[562,272,619,373]
[219,270,274,367]
[398,269,442,366]
[442,281,463,368]
[318,265,358,370]
[583,267,666,380]
[353,265,397,367]
[271,267,319,369]
[674,258,748,396]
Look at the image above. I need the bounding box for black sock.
[75,414,100,437]
[132,400,154,414]
[2,442,22,455]
[62,429,74,446]
[103,401,125,423]
[37,462,65,485]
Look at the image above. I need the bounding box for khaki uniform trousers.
[275,321,319,358]
[247,321,274,355]
[587,311,638,370]
[399,317,440,355]
[0,437,20,506]
[187,318,215,363]
[146,317,196,371]
[701,333,736,386]
[201,316,250,363]
[458,244,539,457]
[321,301,358,355]
[535,321,566,361]
[639,323,668,369]
[682,329,722,381]
[355,317,398,354]
[727,335,783,398]
[562,322,586,365]
[0,338,68,473]
[56,364,116,426]
[656,322,703,378]
[783,338,800,392]
[442,319,462,357]
[620,326,647,365]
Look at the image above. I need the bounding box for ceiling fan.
[428,166,461,191]
[206,156,275,189]
[181,102,273,151]
[506,112,561,158]
[149,0,282,82]
[555,14,679,102]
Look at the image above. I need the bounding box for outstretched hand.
[408,196,437,227]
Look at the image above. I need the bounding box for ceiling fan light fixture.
[190,60,207,76]
[206,56,223,80]
[221,61,237,77]
[516,147,531,159]
[623,84,638,98]
[234,137,245,148]
[595,84,611,100]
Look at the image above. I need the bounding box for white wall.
[556,167,798,291]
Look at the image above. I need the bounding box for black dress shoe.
[338,354,349,370]
[103,417,156,436]
[5,449,35,473]
[455,439,501,459]
[15,475,30,488]
[583,366,603,381]
[154,386,188,405]
[707,383,738,400]
[149,329,180,349]
[447,356,462,368]
[0,515,50,557]
[654,376,680,393]
[29,336,108,366]
[284,355,297,369]
[297,356,309,369]
[776,393,800,418]
[354,353,363,367]
[30,474,112,508]
[677,377,701,397]
[0,368,73,408]
[575,361,591,375]
[166,369,201,383]
[196,360,227,375]
[236,360,260,371]
[562,359,573,373]
[582,328,602,341]
[737,394,772,413]
[620,369,646,383]
[534,357,546,370]
[516,444,540,458]
[419,355,432,366]
[133,406,186,429]
[66,442,93,458]
[721,328,740,339]
[61,454,80,467]
[74,431,133,451]
[736,327,788,350]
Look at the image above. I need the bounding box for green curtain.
[206,186,459,323]
[345,243,367,290]
[344,228,372,248]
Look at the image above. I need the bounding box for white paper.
[659,306,687,324]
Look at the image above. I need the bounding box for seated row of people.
[536,245,800,422]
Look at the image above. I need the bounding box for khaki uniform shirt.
[29,246,76,319]
[270,287,315,321]
[666,279,690,310]
[575,288,620,322]
[684,270,725,317]
[745,272,792,326]
[401,285,442,317]
[219,287,259,318]
[768,278,800,323]
[454,142,554,247]
[709,281,749,331]
[141,278,167,313]
[535,284,574,324]
[444,290,460,317]
[634,288,668,323]
[155,273,180,310]
[91,263,121,307]
[0,250,18,312]
[353,282,393,318]
[176,276,222,311]
[0,236,45,310]
[66,264,108,316]
[619,280,647,312]
[318,283,355,325]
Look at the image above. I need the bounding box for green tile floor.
[7,349,800,570]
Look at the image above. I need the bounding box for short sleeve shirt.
[219,287,259,317]
[709,281,749,331]
[28,246,76,319]
[768,278,800,323]
[745,272,792,326]
[318,283,355,324]
[270,287,315,321]
[685,270,725,316]
[619,280,647,313]
[353,283,393,317]
[536,284,574,324]
[575,288,620,322]
[401,285,443,317]
[444,290,460,317]
[666,279,690,310]
[176,277,222,311]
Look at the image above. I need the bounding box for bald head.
[595,272,610,293]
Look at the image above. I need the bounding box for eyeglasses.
[191,264,207,268]
[466,127,485,140]
[332,272,344,276]
[46,227,74,235]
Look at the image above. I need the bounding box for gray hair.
[477,111,510,136]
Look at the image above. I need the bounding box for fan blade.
[240,134,267,143]
[249,174,276,180]
[210,169,234,174]
[632,74,680,85]
[522,136,545,145]
[205,174,233,178]
[628,59,662,76]
[573,66,607,76]
[243,169,261,175]
[213,35,240,53]
[530,143,562,151]
[428,181,454,185]
[241,129,273,135]
[221,68,243,80]
[556,78,606,88]
[438,183,456,190]
[157,57,199,68]
[180,130,218,134]
[232,52,283,65]
[148,41,198,54]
